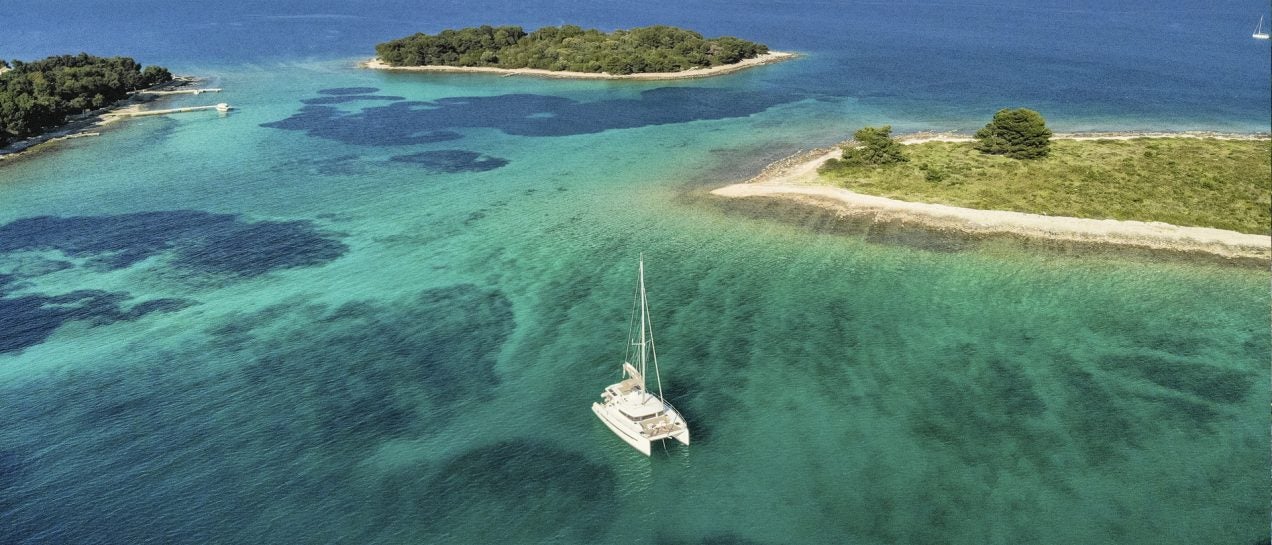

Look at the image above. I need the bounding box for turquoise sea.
[2,1,1270,544]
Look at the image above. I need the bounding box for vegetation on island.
[375,25,770,75]
[828,125,908,167]
[0,53,172,147]
[974,108,1053,159]
[819,137,1271,234]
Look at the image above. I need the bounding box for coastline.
[892,130,1271,144]
[710,133,1272,261]
[0,77,204,163]
[360,51,796,80]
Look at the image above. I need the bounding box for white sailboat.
[591,256,689,456]
[1254,16,1270,40]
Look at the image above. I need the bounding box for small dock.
[138,88,223,96]
[106,103,233,118]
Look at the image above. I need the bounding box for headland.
[712,132,1272,261]
[0,76,221,164]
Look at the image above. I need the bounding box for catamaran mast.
[638,255,666,402]
[638,256,648,399]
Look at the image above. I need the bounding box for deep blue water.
[6,0,1271,131]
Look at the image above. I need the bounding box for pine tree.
[974,108,1052,159]
[842,125,908,166]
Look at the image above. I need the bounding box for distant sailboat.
[591,256,689,456]
[1254,16,1270,40]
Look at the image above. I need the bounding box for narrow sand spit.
[361,51,796,80]
[710,134,1271,260]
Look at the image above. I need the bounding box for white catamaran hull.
[592,401,689,456]
[592,402,653,455]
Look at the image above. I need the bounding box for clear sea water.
[1,1,1269,544]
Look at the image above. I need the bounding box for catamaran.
[592,256,689,456]
[1254,16,1270,40]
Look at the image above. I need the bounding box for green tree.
[841,125,908,166]
[0,54,170,145]
[141,65,173,86]
[974,108,1052,159]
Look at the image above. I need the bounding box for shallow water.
[2,1,1270,544]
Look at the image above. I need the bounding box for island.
[367,25,793,80]
[0,54,173,150]
[712,110,1271,261]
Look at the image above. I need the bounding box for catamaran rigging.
[591,256,690,456]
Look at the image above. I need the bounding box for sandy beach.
[711,134,1272,260]
[361,51,796,80]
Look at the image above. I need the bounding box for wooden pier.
[105,103,232,118]
[138,88,223,96]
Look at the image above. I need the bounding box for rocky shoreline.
[0,76,205,164]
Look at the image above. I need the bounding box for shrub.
[841,125,907,166]
[919,163,948,183]
[974,108,1052,159]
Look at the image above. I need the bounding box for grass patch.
[818,138,1271,234]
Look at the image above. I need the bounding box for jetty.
[105,103,233,118]
[137,88,223,96]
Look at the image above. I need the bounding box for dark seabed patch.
[389,150,509,173]
[907,365,1059,470]
[300,94,405,105]
[0,284,517,543]
[1136,392,1223,431]
[0,289,193,354]
[659,534,783,545]
[261,87,799,145]
[383,440,616,542]
[1057,365,1143,464]
[224,284,515,444]
[660,374,730,445]
[0,211,347,277]
[0,448,22,493]
[317,87,381,95]
[408,284,514,395]
[1099,351,1251,404]
[0,210,346,353]
[261,104,464,146]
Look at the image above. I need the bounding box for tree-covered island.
[374,25,775,75]
[0,53,173,148]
